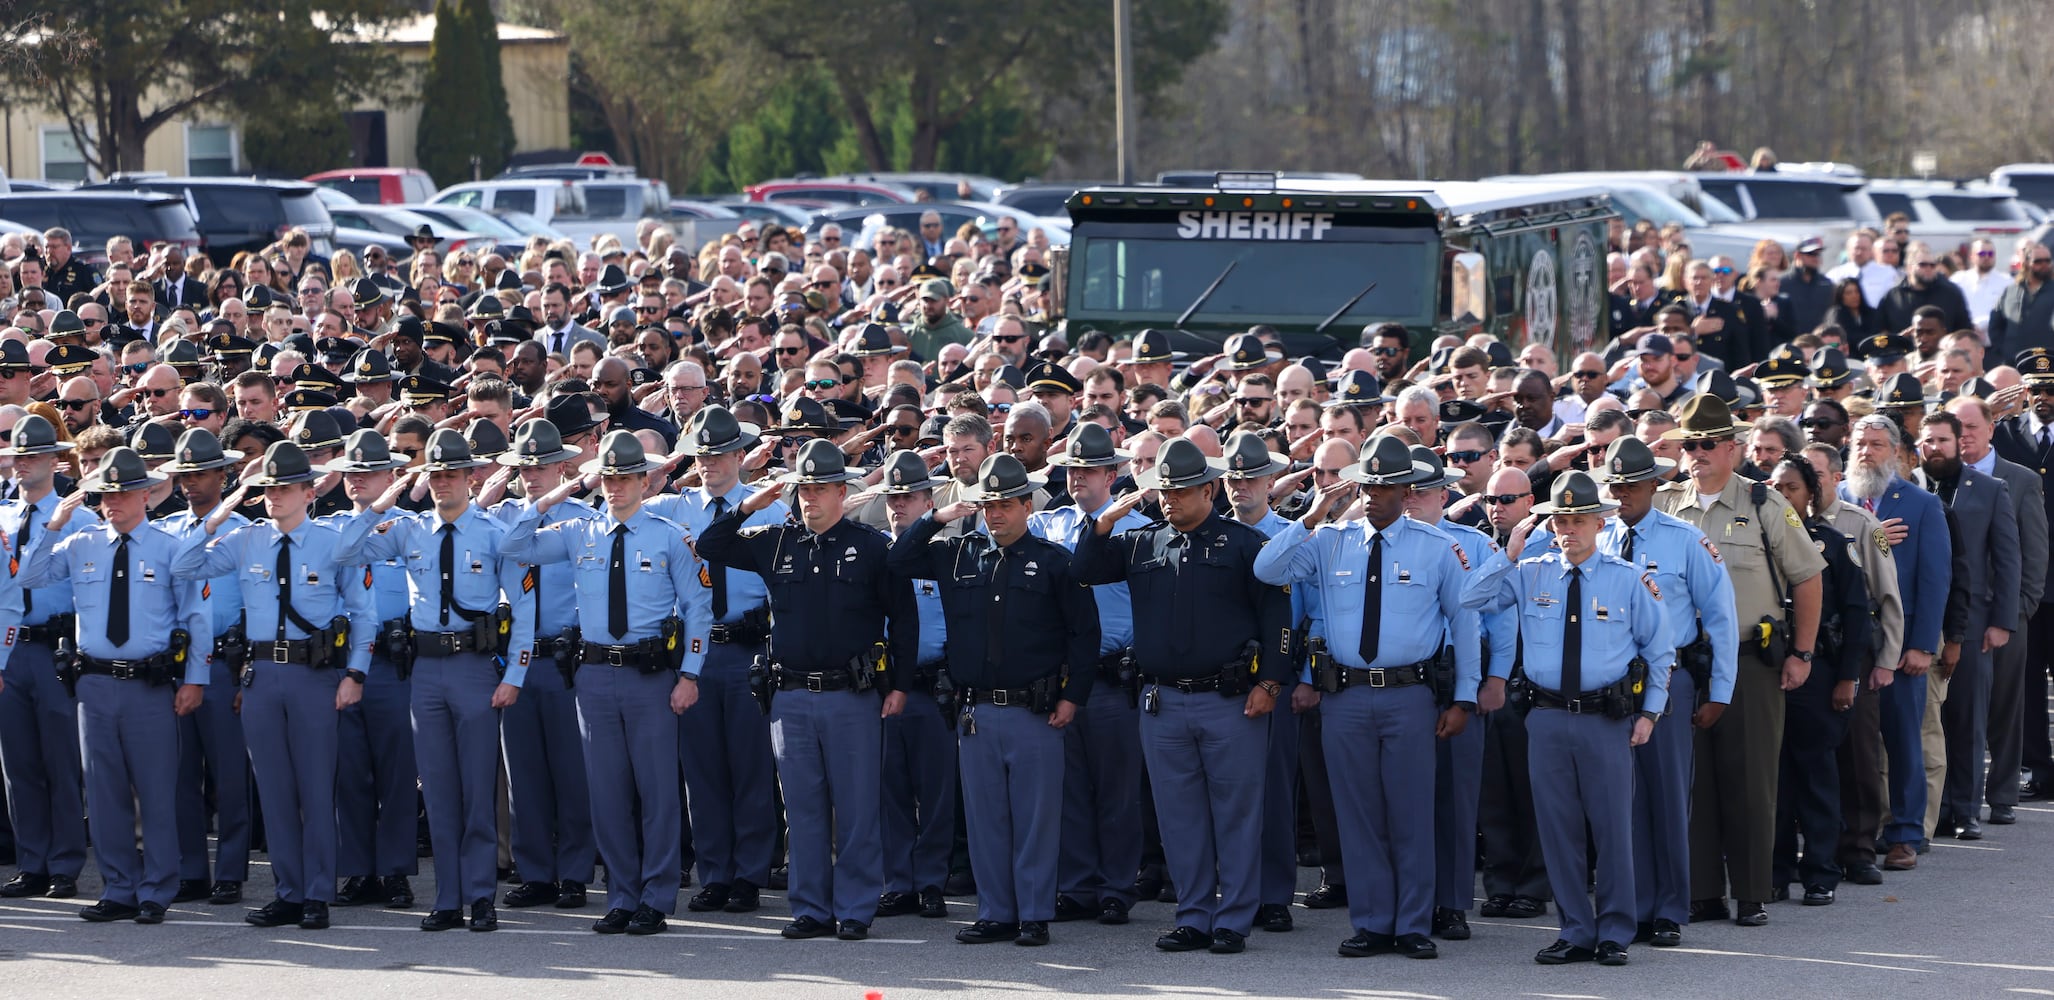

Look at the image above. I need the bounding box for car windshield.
[1608,187,1711,229]
[420,206,523,239]
[1070,223,1434,326]
[2002,175,2054,210]
[1927,194,2029,222]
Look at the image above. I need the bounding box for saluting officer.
[645,406,787,915]
[697,437,918,943]
[25,448,213,924]
[486,418,598,911]
[322,430,422,910]
[1657,394,1824,927]
[862,448,956,921]
[1253,434,1480,960]
[1463,470,1673,967]
[1029,422,1149,927]
[175,441,375,930]
[890,453,1100,947]
[335,428,535,933]
[502,429,711,936]
[1072,437,1292,956]
[157,428,255,908]
[0,415,93,903]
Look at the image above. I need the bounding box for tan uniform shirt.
[1821,497,1905,672]
[1658,473,1826,654]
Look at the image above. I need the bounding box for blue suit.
[0,492,91,883]
[1841,478,1949,847]
[158,507,256,888]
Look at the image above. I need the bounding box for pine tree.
[466,0,516,176]
[414,0,480,186]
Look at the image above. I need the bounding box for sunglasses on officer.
[178,408,215,421]
[1680,438,1726,452]
[1480,492,1529,505]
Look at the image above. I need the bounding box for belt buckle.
[605,647,628,667]
[710,624,731,643]
[272,642,293,663]
[804,674,826,693]
[990,689,1011,707]
[1566,698,1586,715]
[1367,669,1387,688]
[111,661,136,680]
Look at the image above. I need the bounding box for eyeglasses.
[81,318,104,328]
[1572,369,1604,379]
[1712,267,1734,276]
[1481,493,1530,505]
[636,306,660,314]
[1446,450,1489,464]
[1371,346,1402,357]
[55,399,95,411]
[1915,261,1939,269]
[993,335,1025,344]
[1977,250,1997,258]
[178,408,215,421]
[990,402,1013,414]
[776,346,806,355]
[670,383,706,393]
[1233,396,1272,406]
[1673,352,1696,363]
[809,280,836,290]
[1680,438,1725,452]
[2029,384,2054,396]
[876,279,900,289]
[803,378,840,391]
[885,424,917,436]
[146,387,174,399]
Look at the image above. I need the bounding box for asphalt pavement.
[4,802,2052,999]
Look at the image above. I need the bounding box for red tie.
[1863,497,1876,513]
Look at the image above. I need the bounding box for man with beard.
[1839,415,1951,871]
[1992,353,2054,801]
[1953,239,2009,334]
[1880,248,1972,336]
[1365,323,1411,382]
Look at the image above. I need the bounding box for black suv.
[0,191,202,264]
[89,176,335,260]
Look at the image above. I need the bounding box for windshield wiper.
[1174,257,1242,328]
[1312,280,1380,337]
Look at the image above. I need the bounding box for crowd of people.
[0,206,2044,969]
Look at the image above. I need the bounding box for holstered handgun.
[934,668,960,731]
[1604,655,1650,719]
[216,621,250,681]
[1430,645,1458,710]
[555,627,581,688]
[1309,636,1338,695]
[656,615,686,675]
[747,654,773,715]
[55,636,80,697]
[166,629,192,687]
[1681,630,1714,707]
[1214,640,1259,697]
[379,618,416,680]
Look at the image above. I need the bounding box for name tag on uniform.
[141,563,155,582]
[638,551,653,573]
[844,546,859,562]
[304,570,320,585]
[1025,561,1039,576]
[1396,569,1412,584]
[250,564,270,580]
[1534,593,1558,606]
[1594,606,1611,621]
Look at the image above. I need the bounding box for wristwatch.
[1455,700,1478,714]
[681,672,701,682]
[1792,649,1815,663]
[343,669,367,684]
[1257,680,1283,697]
[1636,710,1660,723]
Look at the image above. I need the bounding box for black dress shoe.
[135,902,166,925]
[498,865,517,884]
[173,879,210,903]
[1990,805,2017,825]
[1535,939,1597,964]
[724,880,760,913]
[919,887,946,918]
[1734,901,1768,926]
[1157,880,1178,903]
[769,865,790,891]
[1633,921,1654,944]
[1503,895,1546,918]
[1297,847,1322,868]
[247,899,305,927]
[1338,931,1394,957]
[593,908,632,934]
[877,891,920,917]
[1803,885,1836,906]
[420,909,462,931]
[2023,779,2052,801]
[679,869,693,889]
[1769,885,1791,903]
[1432,907,1470,941]
[1130,874,1163,902]
[382,877,414,909]
[942,870,975,896]
[1595,940,1629,966]
[1301,882,1347,909]
[1958,818,1984,841]
[1395,932,1438,958]
[1650,918,1682,947]
[48,874,78,899]
[334,876,376,906]
[1479,894,1511,918]
[210,881,243,905]
[627,905,667,935]
[956,920,1019,944]
[1208,928,1246,954]
[1053,895,1094,922]
[1257,903,1294,932]
[300,900,330,929]
[555,881,586,908]
[1155,925,1211,952]
[503,881,560,908]
[468,900,498,932]
[1,871,49,898]
[1098,898,1130,924]
[687,882,732,912]
[1843,863,1884,886]
[1016,920,1049,946]
[836,919,869,941]
[1689,897,1730,922]
[782,916,833,939]
[80,900,141,922]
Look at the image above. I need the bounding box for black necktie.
[14,508,30,616]
[609,524,629,638]
[438,523,455,626]
[1358,533,1383,668]
[107,533,131,646]
[1563,569,1584,695]
[553,330,566,355]
[986,544,1007,671]
[1621,527,1636,564]
[710,497,730,620]
[277,534,293,641]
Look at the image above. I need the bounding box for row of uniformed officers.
[0,391,1841,966]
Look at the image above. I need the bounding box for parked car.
[431,178,661,248]
[806,200,1067,251]
[742,179,919,207]
[305,168,438,206]
[1862,179,2035,260]
[805,172,1008,202]
[324,204,489,256]
[992,182,1098,219]
[1691,171,1881,256]
[330,227,414,260]
[401,204,535,258]
[89,175,336,259]
[1486,173,1796,263]
[0,191,202,264]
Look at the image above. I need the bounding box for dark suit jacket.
[157,276,207,310]
[1992,416,2054,531]
[1661,292,1743,361]
[1914,466,2021,632]
[1985,454,2047,620]
[1842,476,1951,655]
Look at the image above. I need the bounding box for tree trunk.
[1559,0,1588,168]
[830,73,891,169]
[907,61,942,170]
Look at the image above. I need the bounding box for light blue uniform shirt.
[884,526,948,667]
[19,519,210,681]
[333,504,535,687]
[317,508,412,624]
[159,506,248,638]
[0,491,94,626]
[1029,499,1149,656]
[647,483,788,624]
[500,505,711,677]
[171,517,376,675]
[1435,518,1520,680]
[1254,515,1483,703]
[488,496,595,637]
[1463,549,1676,713]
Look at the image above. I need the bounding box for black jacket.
[1988,279,2054,362]
[1878,277,1972,336]
[1781,266,1837,334]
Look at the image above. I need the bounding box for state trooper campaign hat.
[350,277,387,309]
[1661,393,1750,440]
[0,340,44,372]
[1324,369,1386,409]
[0,413,74,457]
[676,405,760,457]
[867,449,947,495]
[1134,437,1227,491]
[1221,429,1291,480]
[128,420,178,463]
[1692,368,1758,410]
[1342,433,1433,486]
[545,394,602,440]
[579,429,661,477]
[849,323,907,358]
[1955,376,1997,401]
[497,418,582,468]
[242,440,319,488]
[322,428,410,473]
[1046,421,1131,469]
[1115,329,1184,366]
[80,446,167,493]
[766,396,840,437]
[1596,435,1675,484]
[1531,469,1619,515]
[1406,444,1463,491]
[776,438,866,486]
[960,453,1046,503]
[343,347,400,384]
[464,418,509,460]
[1853,330,1912,364]
[1873,371,1938,410]
[159,427,242,474]
[1807,346,1855,388]
[466,294,505,321]
[417,427,492,472]
[47,309,86,340]
[1218,333,1270,372]
[291,409,347,452]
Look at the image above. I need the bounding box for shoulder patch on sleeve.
[1784,505,1803,530]
[1699,536,1722,564]
[1872,527,1891,554]
[1451,541,1470,571]
[1642,570,1661,599]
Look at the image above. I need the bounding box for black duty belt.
[253,638,324,665]
[582,641,664,669]
[710,619,770,645]
[1334,662,1429,690]
[774,669,854,692]
[1528,686,1616,715]
[20,617,73,645]
[415,630,485,657]
[961,686,1037,708]
[1139,673,1228,694]
[77,653,176,681]
[1096,650,1131,682]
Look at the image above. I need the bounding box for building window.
[41,127,90,182]
[186,124,237,176]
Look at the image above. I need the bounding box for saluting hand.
[738,482,782,516]
[1094,490,1146,535]
[45,489,89,532]
[933,500,978,524]
[1303,481,1352,524]
[370,470,416,514]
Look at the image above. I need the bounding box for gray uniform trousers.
[770,688,883,925]
[336,656,418,877]
[411,651,502,911]
[1434,709,1485,911]
[77,673,181,907]
[1632,668,1695,925]
[881,672,956,896]
[1322,683,1436,937]
[0,641,87,878]
[578,660,682,913]
[1259,700,1303,908]
[501,654,594,885]
[680,639,778,888]
[1056,681,1142,906]
[960,702,1064,923]
[176,657,251,882]
[243,661,341,903]
[1142,685,1266,936]
[1529,707,1636,949]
